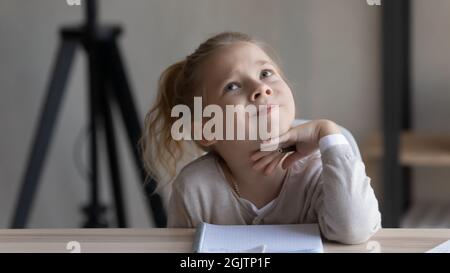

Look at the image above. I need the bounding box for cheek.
[275,83,295,113]
[277,85,296,128]
[286,94,296,117]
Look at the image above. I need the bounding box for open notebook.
[193,222,324,253]
[426,240,450,253]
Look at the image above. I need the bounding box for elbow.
[322,213,382,245]
[333,217,381,245]
[335,226,375,245]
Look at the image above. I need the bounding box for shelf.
[362,132,450,167]
[401,202,450,228]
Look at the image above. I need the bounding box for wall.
[0,0,382,227]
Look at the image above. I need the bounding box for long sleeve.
[312,136,382,244]
[167,181,194,228]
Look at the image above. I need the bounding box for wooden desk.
[0,228,448,253]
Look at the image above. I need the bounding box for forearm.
[317,143,381,244]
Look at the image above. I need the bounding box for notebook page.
[197,223,323,253]
[426,239,450,253]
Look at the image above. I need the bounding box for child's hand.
[250,119,341,175]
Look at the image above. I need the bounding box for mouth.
[256,104,279,116]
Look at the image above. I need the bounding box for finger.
[264,153,286,176]
[259,134,290,153]
[250,150,273,161]
[281,151,307,169]
[252,151,280,171]
[262,129,296,147]
[281,141,321,169]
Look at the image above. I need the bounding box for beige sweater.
[167,143,381,244]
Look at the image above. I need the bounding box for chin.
[277,110,295,134]
[276,122,291,137]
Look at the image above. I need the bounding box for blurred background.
[0,0,449,229]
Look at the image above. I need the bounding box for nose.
[250,82,273,102]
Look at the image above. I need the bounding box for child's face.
[198,42,296,150]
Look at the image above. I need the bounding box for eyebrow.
[216,59,273,88]
[255,60,271,66]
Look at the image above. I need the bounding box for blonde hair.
[140,31,287,191]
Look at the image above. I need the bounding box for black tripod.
[10,0,166,228]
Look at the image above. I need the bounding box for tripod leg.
[98,52,128,227]
[10,38,77,228]
[82,38,109,228]
[106,40,167,227]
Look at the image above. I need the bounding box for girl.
[141,32,381,244]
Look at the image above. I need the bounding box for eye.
[260,69,274,78]
[224,82,240,92]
